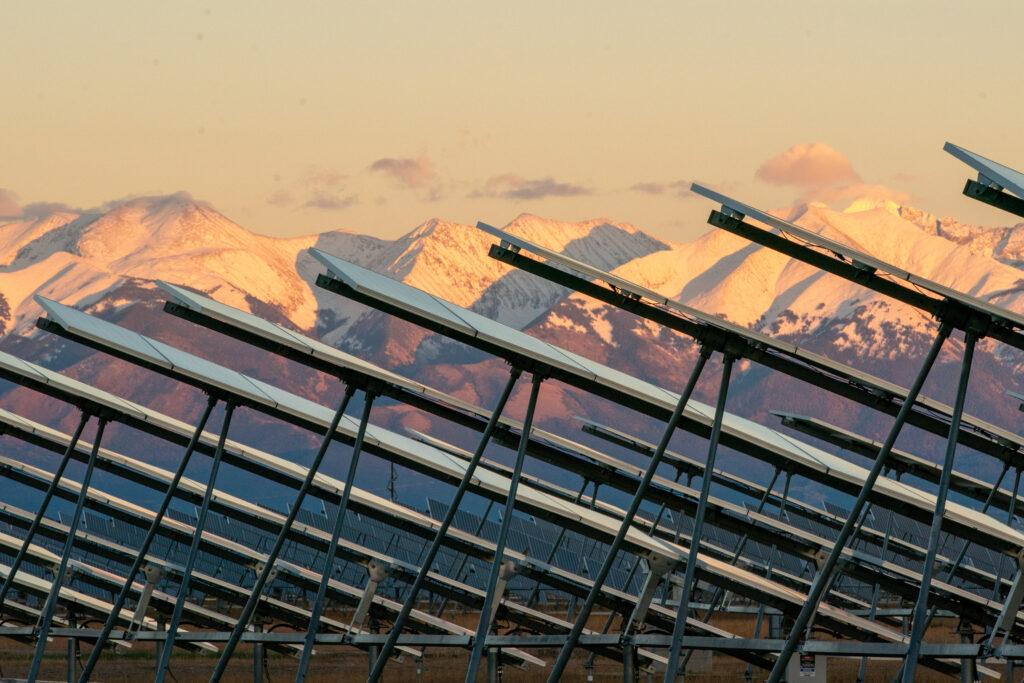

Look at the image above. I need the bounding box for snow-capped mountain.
[3,191,1024,503]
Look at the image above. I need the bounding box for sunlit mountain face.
[2,193,1022,508]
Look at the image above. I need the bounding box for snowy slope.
[0,195,666,343]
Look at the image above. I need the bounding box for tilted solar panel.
[945,142,1024,201]
[307,252,1024,555]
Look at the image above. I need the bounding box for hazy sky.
[3,1,1022,241]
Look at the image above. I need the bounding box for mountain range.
[2,192,1023,508]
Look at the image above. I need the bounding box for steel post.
[856,507,897,683]
[765,324,951,683]
[663,354,735,682]
[294,392,377,682]
[680,467,784,675]
[253,621,265,683]
[546,349,711,683]
[207,387,355,681]
[154,402,236,683]
[487,647,499,683]
[905,460,1016,657]
[28,418,107,683]
[901,332,976,683]
[991,466,1022,604]
[623,640,636,683]
[66,611,77,683]
[77,395,218,682]
[368,367,522,681]
[465,374,544,683]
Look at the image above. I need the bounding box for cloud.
[21,201,79,217]
[268,167,358,211]
[470,174,591,201]
[756,143,860,189]
[368,156,436,189]
[629,180,693,199]
[0,189,22,218]
[0,190,83,219]
[266,189,294,207]
[756,142,912,208]
[303,191,359,210]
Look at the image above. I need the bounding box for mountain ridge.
[2,191,1024,503]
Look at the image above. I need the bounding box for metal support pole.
[623,640,636,683]
[663,353,735,682]
[681,467,785,675]
[546,349,711,683]
[368,644,380,677]
[207,387,355,681]
[154,402,237,683]
[765,324,951,683]
[487,646,499,683]
[77,395,218,682]
[0,411,90,612]
[253,621,265,683]
[465,374,544,683]
[586,468,697,673]
[295,392,377,683]
[960,621,976,683]
[153,616,165,678]
[992,467,1022,604]
[856,507,897,683]
[745,554,777,681]
[28,417,107,683]
[696,467,782,621]
[907,461,1015,653]
[901,331,976,683]
[985,558,1024,652]
[66,612,77,683]
[369,367,522,681]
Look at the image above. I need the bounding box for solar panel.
[690,183,1024,333]
[153,277,1024,602]
[945,142,1024,201]
[477,219,1024,476]
[35,300,878,576]
[0,406,669,644]
[0,451,546,665]
[309,252,1024,557]
[773,411,1024,511]
[0,398,754,653]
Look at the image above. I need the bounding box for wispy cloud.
[368,156,436,189]
[470,174,591,200]
[266,189,294,207]
[268,167,359,211]
[303,191,358,210]
[629,180,693,198]
[0,190,84,219]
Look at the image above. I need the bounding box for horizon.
[1,181,1017,248]
[4,3,1024,241]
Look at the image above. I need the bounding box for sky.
[2,1,1023,241]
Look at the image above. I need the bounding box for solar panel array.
[0,141,1022,681]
